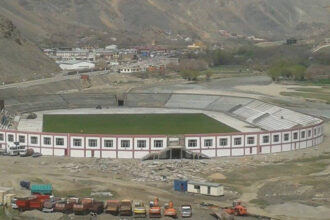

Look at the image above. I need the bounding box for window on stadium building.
[19,135,25,143]
[73,138,81,147]
[273,135,279,143]
[56,138,64,146]
[247,137,255,145]
[121,140,130,148]
[263,135,269,144]
[8,134,14,142]
[44,137,51,145]
[301,131,306,139]
[104,140,113,148]
[308,130,312,137]
[88,139,97,147]
[284,133,289,141]
[188,139,197,147]
[137,140,147,148]
[30,136,38,144]
[0,133,3,141]
[219,138,228,146]
[293,132,298,140]
[154,140,163,148]
[234,138,241,146]
[204,139,213,147]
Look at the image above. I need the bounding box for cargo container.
[119,200,132,216]
[31,184,52,195]
[105,200,120,215]
[174,179,188,192]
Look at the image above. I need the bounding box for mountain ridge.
[0,0,329,47]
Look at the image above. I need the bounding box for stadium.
[0,92,324,159]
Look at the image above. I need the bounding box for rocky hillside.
[0,15,60,83]
[0,0,329,47]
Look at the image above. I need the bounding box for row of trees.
[268,61,307,81]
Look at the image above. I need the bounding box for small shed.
[187,181,224,196]
[31,184,52,195]
[174,179,188,192]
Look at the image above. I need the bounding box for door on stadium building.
[64,149,68,156]
[91,150,95,158]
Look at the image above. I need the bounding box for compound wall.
[0,122,323,159]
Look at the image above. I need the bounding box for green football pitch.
[43,113,237,135]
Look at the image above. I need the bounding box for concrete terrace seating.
[273,109,322,127]
[206,96,252,112]
[126,93,171,107]
[165,94,219,109]
[232,106,261,121]
[254,115,298,131]
[61,93,117,107]
[231,99,321,131]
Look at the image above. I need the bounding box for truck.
[119,200,132,216]
[16,197,36,211]
[7,142,19,156]
[105,200,120,215]
[89,201,104,215]
[181,205,192,218]
[29,194,50,210]
[42,197,62,213]
[149,197,161,218]
[164,201,177,218]
[55,197,79,213]
[73,198,93,215]
[133,201,147,218]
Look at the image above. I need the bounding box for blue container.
[174,179,188,192]
[31,184,52,195]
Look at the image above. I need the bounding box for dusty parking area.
[0,122,329,220]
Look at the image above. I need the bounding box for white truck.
[7,142,20,156]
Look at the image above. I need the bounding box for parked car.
[133,201,147,218]
[32,152,42,158]
[181,205,192,218]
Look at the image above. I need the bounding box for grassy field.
[43,114,237,135]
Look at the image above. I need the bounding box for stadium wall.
[0,122,324,159]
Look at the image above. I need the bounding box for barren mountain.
[0,0,329,47]
[0,15,60,83]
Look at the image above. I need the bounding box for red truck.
[29,195,50,210]
[16,197,35,211]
